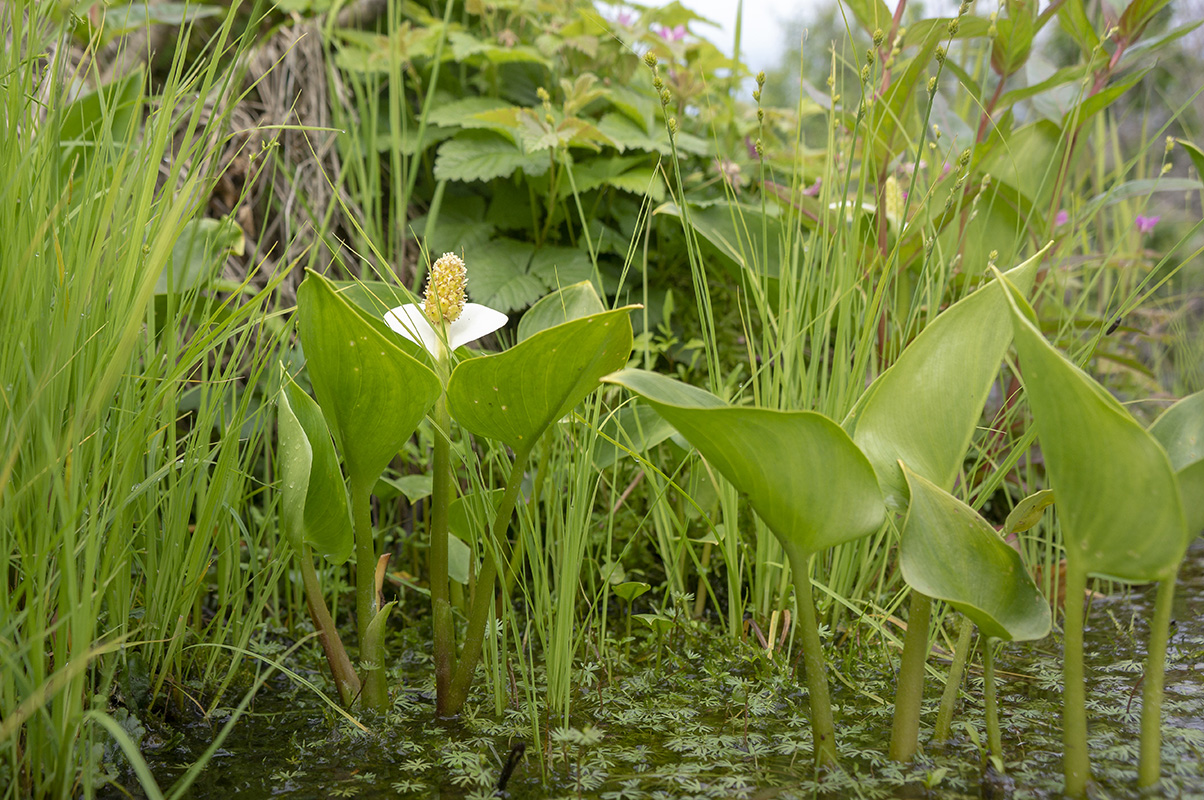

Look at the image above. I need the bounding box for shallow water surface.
[112,541,1204,800]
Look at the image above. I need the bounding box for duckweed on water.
[112,542,1204,800]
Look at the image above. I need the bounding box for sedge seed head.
[424,252,468,324]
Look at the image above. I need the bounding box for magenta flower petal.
[1135,214,1160,234]
[1054,210,1068,226]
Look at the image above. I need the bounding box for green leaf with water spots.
[297,271,442,489]
[447,307,636,452]
[900,464,1050,642]
[998,274,1188,582]
[603,369,885,557]
[845,244,1049,510]
[1149,390,1204,535]
[277,374,353,564]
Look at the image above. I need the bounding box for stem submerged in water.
[1062,563,1090,797]
[933,615,975,742]
[889,590,933,762]
[351,476,388,711]
[982,637,1002,764]
[443,445,532,716]
[1138,574,1177,789]
[299,546,361,706]
[785,547,837,768]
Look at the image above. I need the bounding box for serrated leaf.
[529,246,594,290]
[604,369,885,558]
[467,238,542,313]
[900,465,1050,642]
[434,131,549,182]
[448,308,636,453]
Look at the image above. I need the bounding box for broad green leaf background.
[605,369,885,557]
[447,307,635,452]
[277,376,353,564]
[1149,390,1204,535]
[517,281,606,342]
[1000,276,1188,582]
[900,465,1050,642]
[845,245,1049,508]
[297,271,442,488]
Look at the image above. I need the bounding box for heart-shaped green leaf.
[517,280,606,342]
[999,274,1188,582]
[297,271,442,489]
[900,464,1051,642]
[1149,390,1204,535]
[614,581,651,603]
[604,369,885,557]
[845,244,1049,508]
[1004,489,1056,535]
[278,374,353,564]
[447,308,636,453]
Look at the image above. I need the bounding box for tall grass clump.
[0,3,288,796]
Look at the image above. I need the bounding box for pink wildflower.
[615,10,634,27]
[1135,214,1160,234]
[1054,210,1068,226]
[657,24,686,42]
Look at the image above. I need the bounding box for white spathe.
[385,303,508,354]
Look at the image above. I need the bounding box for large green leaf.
[654,201,788,280]
[59,67,143,182]
[447,307,636,452]
[278,375,353,564]
[296,271,442,489]
[999,275,1188,582]
[517,281,606,342]
[1149,390,1204,535]
[900,465,1050,642]
[844,244,1049,509]
[604,369,885,557]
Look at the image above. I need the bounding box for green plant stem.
[1138,574,1177,789]
[982,637,1002,764]
[1062,563,1091,797]
[299,547,361,706]
[430,359,457,714]
[785,546,837,767]
[350,476,388,711]
[889,590,933,762]
[933,615,975,742]
[443,445,532,716]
